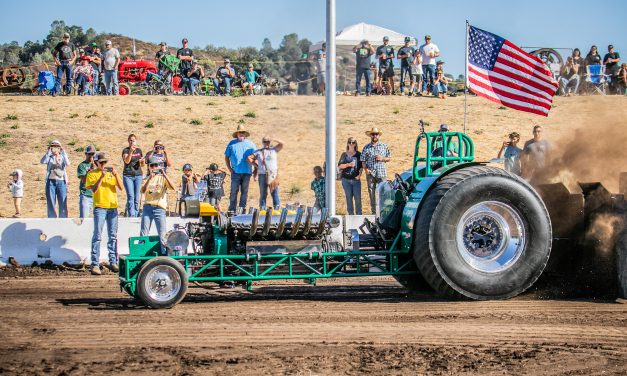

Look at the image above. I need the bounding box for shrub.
[244,111,256,118]
[145,121,154,128]
[189,118,202,125]
[238,119,245,124]
[69,113,78,119]
[10,124,18,129]
[288,184,301,197]
[4,114,18,121]
[211,115,222,121]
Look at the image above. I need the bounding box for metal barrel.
[229,206,326,239]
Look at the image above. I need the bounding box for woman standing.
[40,140,70,218]
[121,134,144,217]
[338,137,362,215]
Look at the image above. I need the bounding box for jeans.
[432,82,448,95]
[341,178,362,215]
[123,175,143,217]
[75,73,89,95]
[355,67,371,94]
[91,207,118,267]
[104,69,119,95]
[79,194,93,218]
[366,174,383,215]
[399,65,411,92]
[187,77,200,94]
[422,64,436,93]
[45,179,68,218]
[559,75,580,94]
[92,69,99,95]
[228,173,251,212]
[140,204,167,255]
[258,173,280,209]
[55,61,72,94]
[213,77,232,95]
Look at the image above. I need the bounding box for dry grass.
[0,94,625,217]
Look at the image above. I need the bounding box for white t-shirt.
[254,148,278,175]
[419,43,440,65]
[103,48,120,71]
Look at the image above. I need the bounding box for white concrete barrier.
[0,215,375,265]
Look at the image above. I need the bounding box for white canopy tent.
[310,22,416,52]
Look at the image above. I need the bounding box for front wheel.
[413,166,552,300]
[136,257,188,308]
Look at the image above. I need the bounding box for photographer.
[497,132,522,176]
[353,40,375,95]
[85,152,123,275]
[213,58,235,95]
[140,157,175,255]
[559,57,580,96]
[144,140,171,173]
[185,60,204,95]
[40,140,70,218]
[122,134,144,217]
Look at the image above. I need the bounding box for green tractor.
[119,123,623,308]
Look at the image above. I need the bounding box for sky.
[1,0,626,76]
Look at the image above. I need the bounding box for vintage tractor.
[117,57,157,95]
[119,125,626,308]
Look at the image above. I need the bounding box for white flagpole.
[463,20,469,134]
[325,0,336,215]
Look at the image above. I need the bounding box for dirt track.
[0,273,625,375]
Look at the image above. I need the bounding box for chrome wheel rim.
[144,265,181,302]
[455,201,526,273]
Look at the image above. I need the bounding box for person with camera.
[559,57,581,96]
[419,35,440,96]
[353,40,375,95]
[85,152,123,275]
[184,60,204,95]
[338,137,362,215]
[376,36,395,95]
[213,58,235,96]
[360,127,391,214]
[432,70,448,99]
[140,157,175,255]
[497,132,523,176]
[40,140,70,218]
[248,136,283,210]
[204,163,228,211]
[144,140,171,173]
[122,134,144,217]
[77,144,97,218]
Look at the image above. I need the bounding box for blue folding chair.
[585,64,610,95]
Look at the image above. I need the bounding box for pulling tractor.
[119,126,626,308]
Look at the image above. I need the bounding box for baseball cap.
[608,44,614,49]
[182,163,192,171]
[90,42,97,47]
[105,40,112,45]
[439,124,449,131]
[404,36,411,42]
[84,144,96,154]
[182,38,188,43]
[425,34,432,39]
[49,140,61,147]
[9,169,18,176]
[208,163,218,171]
[383,36,389,41]
[224,58,230,63]
[93,152,108,163]
[63,32,70,38]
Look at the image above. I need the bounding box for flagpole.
[463,20,469,134]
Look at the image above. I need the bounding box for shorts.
[379,66,394,79]
[411,73,422,82]
[317,72,326,83]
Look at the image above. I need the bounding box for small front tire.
[136,257,188,308]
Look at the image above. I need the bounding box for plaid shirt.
[360,142,391,179]
[311,177,325,207]
[72,64,94,79]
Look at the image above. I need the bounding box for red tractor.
[117,57,157,95]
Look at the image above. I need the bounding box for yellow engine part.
[259,209,297,216]
[199,202,219,217]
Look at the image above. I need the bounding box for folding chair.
[585,64,609,95]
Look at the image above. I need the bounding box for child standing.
[243,64,260,95]
[7,169,23,217]
[408,50,423,97]
[204,163,228,211]
[310,166,325,210]
[180,163,201,200]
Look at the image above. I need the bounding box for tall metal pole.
[325,0,336,215]
[463,20,469,134]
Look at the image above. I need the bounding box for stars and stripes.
[466,25,558,116]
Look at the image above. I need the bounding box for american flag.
[466,25,558,116]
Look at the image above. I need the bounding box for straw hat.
[365,127,383,136]
[232,124,250,138]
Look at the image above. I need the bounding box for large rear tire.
[136,257,188,308]
[413,166,551,300]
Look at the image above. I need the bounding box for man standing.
[522,125,551,182]
[604,45,621,92]
[177,38,194,78]
[360,127,391,214]
[87,44,102,95]
[294,54,312,95]
[140,157,175,255]
[353,40,375,96]
[248,136,283,210]
[376,36,395,94]
[77,145,96,218]
[224,125,256,213]
[155,42,170,74]
[313,43,326,94]
[397,36,416,95]
[52,32,77,95]
[419,35,440,96]
[102,40,120,95]
[85,152,123,275]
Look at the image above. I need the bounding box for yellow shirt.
[85,170,119,209]
[142,174,173,210]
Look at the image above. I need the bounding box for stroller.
[145,54,181,95]
[37,71,59,96]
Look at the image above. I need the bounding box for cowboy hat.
[365,127,383,136]
[232,124,250,138]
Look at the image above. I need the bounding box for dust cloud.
[586,213,625,254]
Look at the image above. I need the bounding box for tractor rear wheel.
[413,166,551,300]
[119,83,131,96]
[136,257,188,308]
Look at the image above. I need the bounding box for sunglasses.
[155,145,164,150]
[347,141,356,144]
[85,152,95,156]
[370,133,380,136]
[149,163,159,167]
